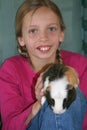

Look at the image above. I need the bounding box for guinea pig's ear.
[65,66,79,88]
[63,84,76,109]
[45,86,50,98]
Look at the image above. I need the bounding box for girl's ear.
[59,31,65,42]
[17,37,25,46]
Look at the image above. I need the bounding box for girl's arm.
[25,101,41,126]
[0,59,43,130]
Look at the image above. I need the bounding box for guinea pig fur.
[41,63,79,114]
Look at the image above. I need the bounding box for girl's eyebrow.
[47,23,59,26]
[29,25,37,27]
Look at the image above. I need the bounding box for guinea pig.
[41,63,79,114]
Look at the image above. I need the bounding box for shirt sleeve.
[0,60,33,130]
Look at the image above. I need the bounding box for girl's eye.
[29,29,38,34]
[48,27,57,32]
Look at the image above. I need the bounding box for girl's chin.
[37,55,55,61]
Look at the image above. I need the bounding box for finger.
[35,83,44,101]
[35,76,43,92]
[35,76,42,88]
[35,81,43,96]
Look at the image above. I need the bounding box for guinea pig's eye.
[50,98,55,106]
[45,90,55,107]
[63,98,67,109]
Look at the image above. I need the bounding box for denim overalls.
[27,88,87,130]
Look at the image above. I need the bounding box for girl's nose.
[39,30,48,41]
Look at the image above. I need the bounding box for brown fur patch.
[38,63,54,74]
[65,66,79,89]
[46,86,51,93]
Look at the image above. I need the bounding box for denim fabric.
[27,88,87,130]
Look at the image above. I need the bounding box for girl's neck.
[29,57,56,73]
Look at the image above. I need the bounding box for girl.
[0,0,87,130]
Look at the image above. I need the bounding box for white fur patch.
[50,77,68,99]
[44,77,50,90]
[50,77,69,114]
[41,77,50,105]
[41,76,69,114]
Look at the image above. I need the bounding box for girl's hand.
[35,74,44,103]
[25,101,41,125]
[32,101,41,117]
[25,74,44,125]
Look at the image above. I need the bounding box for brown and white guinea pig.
[41,63,79,114]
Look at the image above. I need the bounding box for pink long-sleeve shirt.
[0,50,87,130]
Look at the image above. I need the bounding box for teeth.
[40,47,49,51]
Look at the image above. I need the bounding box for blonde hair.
[15,0,65,63]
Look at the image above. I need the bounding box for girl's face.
[18,7,64,64]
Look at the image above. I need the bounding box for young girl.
[0,0,87,130]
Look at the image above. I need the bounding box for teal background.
[0,0,86,65]
[81,0,87,56]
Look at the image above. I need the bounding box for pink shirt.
[0,50,87,130]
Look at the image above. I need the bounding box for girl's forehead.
[23,6,59,25]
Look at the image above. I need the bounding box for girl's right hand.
[35,74,44,103]
[25,74,44,125]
